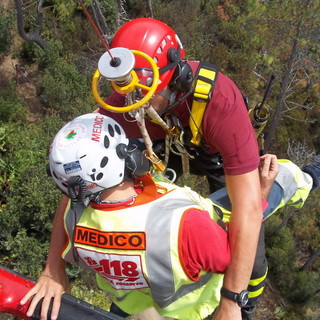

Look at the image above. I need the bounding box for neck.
[99,180,136,202]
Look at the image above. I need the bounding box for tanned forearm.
[45,195,69,271]
[20,195,70,320]
[214,169,262,319]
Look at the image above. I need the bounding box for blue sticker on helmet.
[64,161,82,174]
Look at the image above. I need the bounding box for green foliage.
[125,0,152,17]
[0,84,29,210]
[266,227,296,274]
[0,94,65,276]
[0,119,62,275]
[41,53,95,119]
[70,270,112,310]
[286,271,318,303]
[36,40,64,70]
[154,0,264,95]
[20,40,44,64]
[176,173,209,197]
[0,83,26,122]
[2,229,49,279]
[265,210,319,307]
[52,0,78,20]
[0,7,13,54]
[291,198,320,251]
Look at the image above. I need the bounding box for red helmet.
[111,18,185,93]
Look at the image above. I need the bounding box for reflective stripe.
[262,182,284,220]
[248,267,268,287]
[247,266,268,299]
[276,163,299,203]
[248,286,265,299]
[62,202,87,267]
[146,197,212,308]
[264,160,313,220]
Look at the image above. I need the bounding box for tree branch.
[14,0,46,49]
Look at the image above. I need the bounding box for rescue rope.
[77,0,114,59]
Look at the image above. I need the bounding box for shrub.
[0,7,12,54]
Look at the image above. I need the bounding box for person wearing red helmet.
[110,17,186,94]
[98,18,262,320]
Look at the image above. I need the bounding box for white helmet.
[48,113,148,197]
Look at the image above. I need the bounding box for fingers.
[259,154,279,177]
[20,286,36,306]
[20,274,66,320]
[50,294,62,320]
[23,286,51,320]
[25,289,63,320]
[40,295,54,320]
[259,154,271,177]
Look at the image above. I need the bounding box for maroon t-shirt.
[99,61,259,175]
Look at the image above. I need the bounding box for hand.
[259,154,279,200]
[20,267,69,320]
[212,298,242,319]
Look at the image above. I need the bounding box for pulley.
[92,48,159,113]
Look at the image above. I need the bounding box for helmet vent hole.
[108,124,115,137]
[104,135,110,149]
[52,171,59,180]
[100,156,109,168]
[157,46,163,54]
[80,154,86,159]
[96,172,103,181]
[115,124,121,135]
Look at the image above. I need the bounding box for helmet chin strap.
[67,176,92,209]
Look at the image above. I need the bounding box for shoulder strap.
[64,201,86,265]
[189,62,219,146]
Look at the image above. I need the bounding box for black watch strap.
[220,287,249,307]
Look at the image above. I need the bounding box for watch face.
[239,290,249,307]
[221,288,249,307]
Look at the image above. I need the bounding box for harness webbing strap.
[190,62,219,146]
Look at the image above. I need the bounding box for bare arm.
[214,169,262,319]
[20,195,70,320]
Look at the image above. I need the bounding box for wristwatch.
[220,287,249,307]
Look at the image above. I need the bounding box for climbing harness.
[189,62,219,146]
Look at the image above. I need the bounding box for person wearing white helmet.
[48,113,149,197]
[20,113,317,320]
